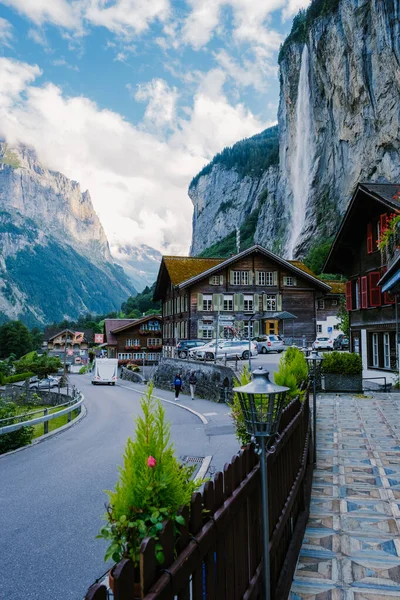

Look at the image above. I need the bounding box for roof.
[104,319,137,346]
[324,182,400,273]
[288,261,317,277]
[177,245,331,292]
[164,256,225,286]
[321,280,345,294]
[111,314,162,335]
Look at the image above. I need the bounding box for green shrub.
[230,365,252,446]
[79,366,88,374]
[4,372,34,384]
[0,400,34,454]
[98,383,200,566]
[274,347,308,399]
[321,351,362,375]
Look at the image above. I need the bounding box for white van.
[91,358,118,385]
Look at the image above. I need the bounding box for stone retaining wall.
[0,385,74,406]
[153,358,236,403]
[120,366,145,384]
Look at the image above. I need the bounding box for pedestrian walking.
[174,373,183,400]
[189,371,197,400]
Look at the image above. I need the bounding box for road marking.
[117,383,208,424]
[203,412,218,416]
[195,455,212,482]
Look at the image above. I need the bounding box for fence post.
[44,408,48,434]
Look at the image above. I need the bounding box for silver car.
[193,340,258,361]
[256,335,286,354]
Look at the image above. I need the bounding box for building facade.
[46,329,91,366]
[315,281,345,338]
[154,245,332,355]
[325,183,399,381]
[104,315,162,363]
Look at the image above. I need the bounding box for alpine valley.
[189,0,400,260]
[0,143,139,327]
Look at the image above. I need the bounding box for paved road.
[0,375,240,600]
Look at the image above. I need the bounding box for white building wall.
[316,315,343,338]
[360,328,397,384]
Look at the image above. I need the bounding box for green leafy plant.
[98,383,200,566]
[0,399,34,454]
[274,346,308,400]
[377,213,400,250]
[230,365,252,446]
[321,351,362,375]
[4,371,35,384]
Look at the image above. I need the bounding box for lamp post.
[233,367,289,600]
[306,350,324,466]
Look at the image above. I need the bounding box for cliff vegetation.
[190,125,279,188]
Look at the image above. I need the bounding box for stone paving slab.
[290,392,400,600]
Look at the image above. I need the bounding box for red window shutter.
[345,281,352,310]
[368,271,382,306]
[380,213,388,233]
[361,276,368,308]
[367,223,373,254]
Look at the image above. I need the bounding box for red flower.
[147,456,157,468]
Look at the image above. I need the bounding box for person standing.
[189,371,197,401]
[174,373,182,401]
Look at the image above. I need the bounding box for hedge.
[321,352,362,375]
[4,372,35,384]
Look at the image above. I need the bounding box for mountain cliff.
[0,143,135,326]
[189,0,400,259]
[112,244,162,292]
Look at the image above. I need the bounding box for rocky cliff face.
[0,143,135,325]
[189,0,400,258]
[112,244,162,292]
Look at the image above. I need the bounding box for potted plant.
[321,351,362,392]
[98,383,200,595]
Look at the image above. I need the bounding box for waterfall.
[287,45,314,259]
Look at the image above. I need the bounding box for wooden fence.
[86,389,312,600]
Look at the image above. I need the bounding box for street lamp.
[306,350,324,466]
[233,367,289,600]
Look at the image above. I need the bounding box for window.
[133,353,144,360]
[210,275,223,285]
[126,339,133,347]
[243,322,254,338]
[317,325,322,333]
[203,294,212,311]
[354,279,360,309]
[257,271,274,286]
[331,299,338,307]
[223,294,233,311]
[383,333,390,369]
[244,295,253,313]
[368,272,382,307]
[317,299,325,310]
[118,353,132,359]
[201,324,214,339]
[284,276,296,286]
[148,338,162,347]
[333,324,340,330]
[232,270,249,285]
[146,353,158,361]
[265,295,276,311]
[371,333,379,367]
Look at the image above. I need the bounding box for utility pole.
[215,297,221,363]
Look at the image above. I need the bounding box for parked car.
[176,340,206,359]
[312,337,334,350]
[333,334,349,350]
[29,378,60,389]
[256,335,285,354]
[193,339,258,361]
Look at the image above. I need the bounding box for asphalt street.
[0,352,282,600]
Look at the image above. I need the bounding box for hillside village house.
[316,281,345,338]
[153,245,337,355]
[325,183,400,382]
[45,329,91,366]
[104,315,162,363]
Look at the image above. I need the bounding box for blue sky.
[0,0,310,256]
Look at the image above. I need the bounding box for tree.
[337,297,349,336]
[0,321,33,359]
[14,352,62,378]
[304,239,333,275]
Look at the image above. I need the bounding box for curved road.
[0,375,238,600]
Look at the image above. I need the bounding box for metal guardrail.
[0,391,84,435]
[362,377,391,392]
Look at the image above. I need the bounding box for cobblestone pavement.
[290,392,400,600]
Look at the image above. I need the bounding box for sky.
[0,0,311,257]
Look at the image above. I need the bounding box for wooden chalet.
[324,183,400,381]
[153,244,332,354]
[104,315,162,364]
[46,329,90,366]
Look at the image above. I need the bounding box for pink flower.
[147,456,157,468]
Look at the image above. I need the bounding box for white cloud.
[0,57,267,254]
[282,0,311,21]
[85,0,170,36]
[215,48,277,92]
[51,57,79,71]
[27,27,49,48]
[181,0,223,50]
[0,0,80,28]
[0,17,13,47]
[135,79,179,130]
